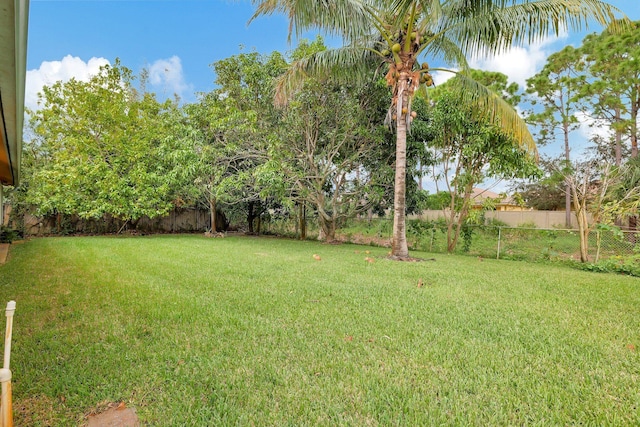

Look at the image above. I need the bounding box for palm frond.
[448,72,538,157]
[389,0,443,21]
[441,0,628,58]
[418,32,470,71]
[274,45,377,106]
[250,0,375,41]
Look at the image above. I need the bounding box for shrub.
[575,254,640,277]
[517,221,537,229]
[406,219,435,236]
[461,224,475,252]
[485,218,508,228]
[0,226,22,243]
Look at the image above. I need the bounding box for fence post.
[0,301,15,427]
[430,228,435,252]
[496,227,502,260]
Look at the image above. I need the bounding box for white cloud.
[26,55,110,111]
[147,56,193,99]
[576,111,613,142]
[469,33,569,88]
[431,69,456,86]
[26,55,194,112]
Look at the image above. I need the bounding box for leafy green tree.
[23,61,192,229]
[580,20,640,162]
[189,50,287,232]
[602,157,640,240]
[185,98,240,232]
[270,40,388,242]
[421,191,451,210]
[526,46,585,228]
[424,72,539,252]
[251,0,623,259]
[512,159,567,211]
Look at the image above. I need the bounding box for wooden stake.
[1,301,16,427]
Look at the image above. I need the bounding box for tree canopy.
[22,61,191,226]
[251,0,625,259]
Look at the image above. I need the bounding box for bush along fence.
[9,208,211,236]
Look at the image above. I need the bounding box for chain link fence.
[319,218,639,263]
[461,227,638,262]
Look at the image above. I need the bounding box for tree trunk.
[298,202,307,240]
[628,215,637,244]
[565,183,572,228]
[445,181,475,253]
[571,179,590,263]
[631,93,638,159]
[318,211,336,242]
[247,201,255,234]
[450,205,471,253]
[564,122,572,228]
[626,88,637,239]
[577,209,590,263]
[323,219,336,242]
[391,76,409,259]
[615,107,622,166]
[447,223,458,253]
[209,198,217,232]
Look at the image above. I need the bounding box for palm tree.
[251,0,625,259]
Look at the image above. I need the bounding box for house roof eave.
[0,0,29,186]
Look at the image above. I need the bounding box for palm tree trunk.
[391,77,409,259]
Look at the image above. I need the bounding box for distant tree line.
[7,20,640,261]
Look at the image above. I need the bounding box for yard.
[0,235,639,425]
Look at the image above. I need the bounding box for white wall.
[412,210,591,229]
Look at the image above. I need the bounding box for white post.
[0,301,16,427]
[0,186,4,227]
[496,227,502,260]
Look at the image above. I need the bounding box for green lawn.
[1,235,639,425]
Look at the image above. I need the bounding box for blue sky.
[26,0,640,109]
[26,0,330,106]
[25,0,640,193]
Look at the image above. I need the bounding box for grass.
[1,235,639,425]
